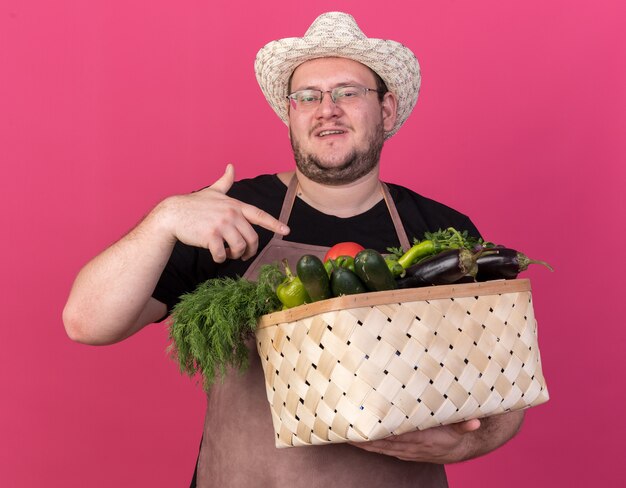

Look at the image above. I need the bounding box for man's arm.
[63,165,289,345]
[351,410,524,463]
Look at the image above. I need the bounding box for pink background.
[2,0,624,486]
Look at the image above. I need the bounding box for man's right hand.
[63,164,288,345]
[157,164,289,262]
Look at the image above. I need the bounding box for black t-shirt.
[152,174,479,312]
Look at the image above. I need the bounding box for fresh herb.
[423,227,491,250]
[391,227,493,269]
[386,246,405,260]
[387,228,488,262]
[167,264,284,392]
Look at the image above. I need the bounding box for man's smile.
[312,125,349,138]
[318,130,345,137]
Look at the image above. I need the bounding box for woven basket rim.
[257,279,531,329]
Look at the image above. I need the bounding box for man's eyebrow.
[292,81,363,91]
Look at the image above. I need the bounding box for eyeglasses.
[287,85,382,110]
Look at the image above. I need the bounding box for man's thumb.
[211,164,235,194]
[453,418,481,434]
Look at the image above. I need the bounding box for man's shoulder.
[230,173,280,192]
[228,174,286,205]
[385,181,480,237]
[385,182,465,215]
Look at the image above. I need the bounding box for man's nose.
[315,91,342,117]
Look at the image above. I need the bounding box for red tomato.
[323,242,365,262]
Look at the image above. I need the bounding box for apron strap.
[381,182,411,250]
[274,174,411,250]
[276,174,300,232]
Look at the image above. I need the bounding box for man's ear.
[381,92,398,133]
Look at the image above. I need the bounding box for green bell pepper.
[276,259,310,309]
[324,255,355,276]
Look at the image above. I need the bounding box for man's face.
[287,57,397,185]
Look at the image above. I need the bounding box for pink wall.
[2,0,624,486]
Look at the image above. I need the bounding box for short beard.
[290,124,385,186]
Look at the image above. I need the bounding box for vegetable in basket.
[330,265,368,296]
[395,227,482,269]
[276,259,310,309]
[353,249,397,291]
[385,257,405,277]
[476,247,554,281]
[397,240,440,269]
[396,248,484,288]
[323,255,356,275]
[323,241,365,262]
[296,254,332,302]
[388,228,553,286]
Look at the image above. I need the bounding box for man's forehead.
[290,57,377,87]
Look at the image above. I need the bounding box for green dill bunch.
[168,264,283,392]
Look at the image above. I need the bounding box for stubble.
[290,123,385,186]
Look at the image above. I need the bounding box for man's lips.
[313,127,348,137]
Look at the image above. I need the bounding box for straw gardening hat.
[254,12,421,138]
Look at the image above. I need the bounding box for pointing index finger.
[241,203,290,235]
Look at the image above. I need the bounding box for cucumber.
[330,267,368,296]
[296,255,332,302]
[354,249,398,291]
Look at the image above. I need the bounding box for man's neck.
[277,169,383,218]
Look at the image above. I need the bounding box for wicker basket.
[255,279,549,448]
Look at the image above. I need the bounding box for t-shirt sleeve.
[152,241,218,314]
[453,213,481,239]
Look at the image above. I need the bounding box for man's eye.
[338,88,359,98]
[298,92,319,103]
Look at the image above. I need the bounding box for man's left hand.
[350,419,481,463]
[350,411,524,464]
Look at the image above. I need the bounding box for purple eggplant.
[396,249,481,288]
[476,248,553,281]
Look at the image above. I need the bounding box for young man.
[64,12,523,487]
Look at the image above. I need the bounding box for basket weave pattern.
[256,281,549,448]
